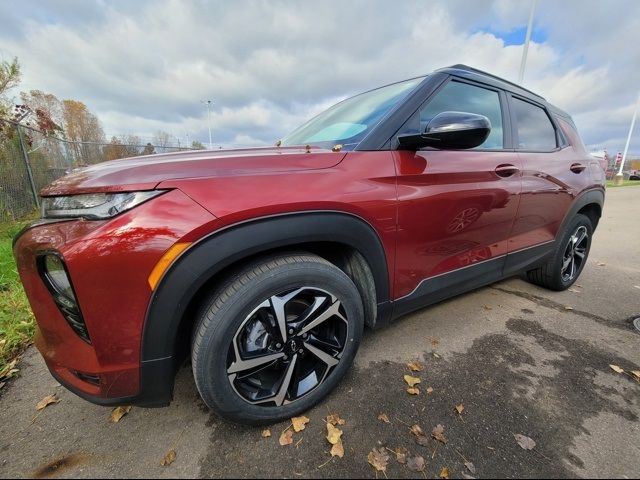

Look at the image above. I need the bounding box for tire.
[525,213,593,291]
[191,253,364,425]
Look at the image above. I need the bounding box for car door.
[392,78,522,304]
[506,95,589,268]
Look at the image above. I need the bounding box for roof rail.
[441,64,546,101]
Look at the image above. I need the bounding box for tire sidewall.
[192,259,364,424]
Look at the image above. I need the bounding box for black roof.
[436,64,571,119]
[437,64,545,100]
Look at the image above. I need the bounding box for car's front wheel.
[191,253,364,424]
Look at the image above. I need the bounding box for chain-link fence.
[0,120,195,221]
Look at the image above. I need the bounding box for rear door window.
[512,97,558,151]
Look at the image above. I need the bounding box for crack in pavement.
[490,286,630,331]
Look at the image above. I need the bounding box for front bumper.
[13,189,215,405]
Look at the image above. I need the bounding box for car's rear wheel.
[191,253,364,424]
[525,213,593,291]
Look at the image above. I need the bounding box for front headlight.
[41,191,166,220]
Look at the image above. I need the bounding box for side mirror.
[397,111,491,150]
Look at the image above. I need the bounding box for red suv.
[14,65,605,424]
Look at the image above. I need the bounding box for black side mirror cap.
[397,111,491,150]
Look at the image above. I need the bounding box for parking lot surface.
[1,187,638,479]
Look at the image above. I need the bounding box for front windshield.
[281,77,424,150]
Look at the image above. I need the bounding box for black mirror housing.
[397,111,491,150]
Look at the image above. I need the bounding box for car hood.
[41,146,346,196]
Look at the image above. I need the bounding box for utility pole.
[614,92,640,185]
[518,0,538,84]
[202,100,213,149]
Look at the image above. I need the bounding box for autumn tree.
[152,130,174,152]
[20,90,63,132]
[142,143,156,155]
[0,57,20,117]
[62,99,105,164]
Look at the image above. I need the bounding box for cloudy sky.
[1,0,638,153]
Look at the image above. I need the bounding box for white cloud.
[1,0,638,154]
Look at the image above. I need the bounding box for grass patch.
[0,217,36,380]
[606,179,640,188]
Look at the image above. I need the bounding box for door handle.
[570,163,587,173]
[495,164,520,178]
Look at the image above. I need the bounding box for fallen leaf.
[367,447,389,473]
[433,352,441,359]
[564,305,574,310]
[432,424,447,444]
[0,382,5,390]
[406,455,426,472]
[261,429,271,438]
[407,387,420,395]
[440,466,450,479]
[394,447,408,464]
[426,386,434,394]
[609,364,624,374]
[110,406,131,423]
[483,305,492,310]
[0,359,19,380]
[326,423,343,445]
[291,415,310,432]
[161,449,176,466]
[279,428,294,446]
[429,337,440,346]
[407,361,425,372]
[514,433,536,450]
[634,285,640,290]
[378,413,390,424]
[326,414,346,426]
[631,370,640,380]
[330,439,344,458]
[465,461,477,474]
[455,403,465,415]
[404,375,421,387]
[35,394,60,411]
[568,288,581,293]
[415,435,430,447]
[597,262,606,266]
[410,424,424,436]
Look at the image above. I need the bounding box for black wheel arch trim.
[141,211,390,363]
[560,188,605,232]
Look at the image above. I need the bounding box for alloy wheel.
[561,225,589,282]
[226,286,349,406]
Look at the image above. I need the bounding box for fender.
[141,211,390,364]
[559,187,605,232]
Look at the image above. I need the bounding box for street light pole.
[202,100,213,149]
[518,0,538,84]
[614,92,640,185]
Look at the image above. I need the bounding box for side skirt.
[381,241,556,325]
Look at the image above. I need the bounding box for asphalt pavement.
[1,186,638,479]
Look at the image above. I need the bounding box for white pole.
[616,92,640,179]
[202,100,213,149]
[518,0,538,84]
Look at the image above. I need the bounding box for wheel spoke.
[569,256,576,279]
[299,299,346,335]
[227,351,285,375]
[304,341,339,368]
[270,287,305,342]
[574,248,586,259]
[575,229,588,246]
[271,354,298,406]
[562,255,572,272]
